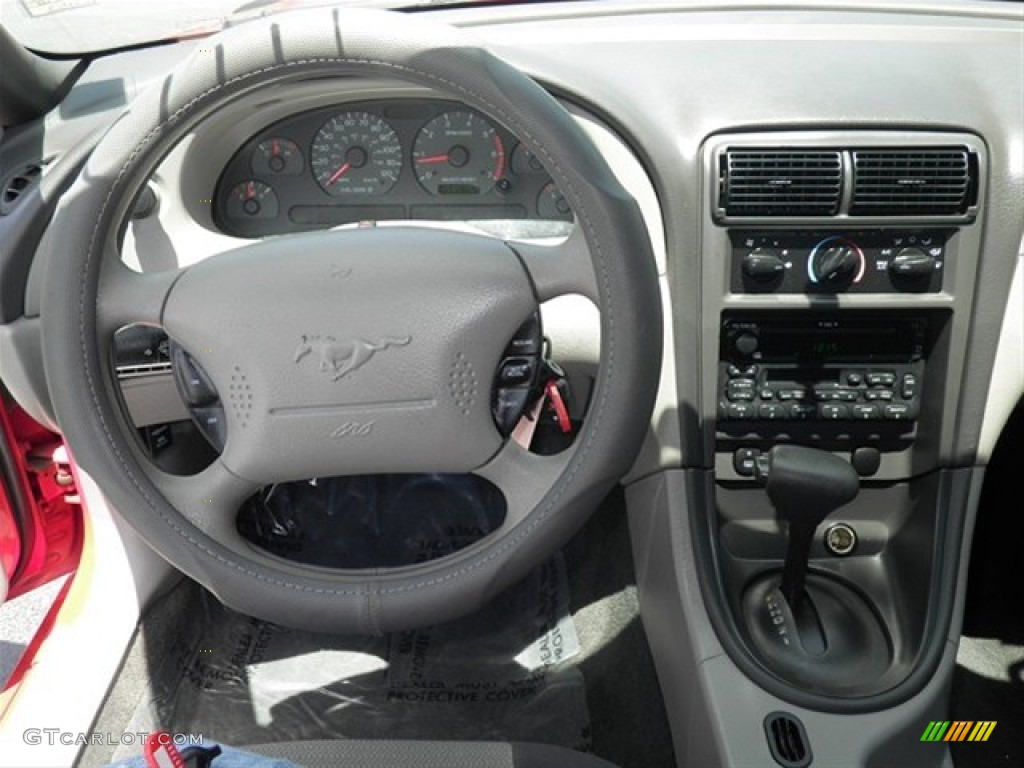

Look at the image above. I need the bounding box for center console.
[690,131,987,716]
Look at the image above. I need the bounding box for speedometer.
[310,112,402,196]
[413,111,506,196]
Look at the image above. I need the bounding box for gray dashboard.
[0,2,1021,767]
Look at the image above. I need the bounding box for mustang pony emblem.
[293,334,411,381]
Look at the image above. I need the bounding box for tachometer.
[311,112,402,195]
[413,111,506,196]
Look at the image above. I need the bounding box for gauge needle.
[416,154,450,165]
[325,162,352,187]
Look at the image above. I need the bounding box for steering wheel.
[39,8,661,634]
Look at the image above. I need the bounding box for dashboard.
[213,98,572,237]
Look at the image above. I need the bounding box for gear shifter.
[758,445,860,608]
[742,445,892,691]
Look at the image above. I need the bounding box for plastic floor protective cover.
[107,558,588,762]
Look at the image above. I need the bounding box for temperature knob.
[808,237,865,288]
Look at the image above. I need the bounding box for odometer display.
[310,112,402,196]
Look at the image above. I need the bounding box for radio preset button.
[884,403,911,420]
[820,404,849,420]
[727,403,756,419]
[837,389,860,402]
[853,404,881,420]
[790,404,817,420]
[759,404,786,420]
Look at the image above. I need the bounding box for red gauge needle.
[272,139,280,156]
[246,181,254,199]
[325,162,352,187]
[416,154,450,165]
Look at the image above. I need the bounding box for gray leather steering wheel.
[40,8,661,634]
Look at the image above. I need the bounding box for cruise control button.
[505,313,542,356]
[498,357,535,387]
[820,404,849,420]
[493,387,532,435]
[733,447,761,477]
[170,344,218,406]
[192,405,227,452]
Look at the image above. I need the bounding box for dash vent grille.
[1,163,42,215]
[851,147,975,215]
[721,150,842,217]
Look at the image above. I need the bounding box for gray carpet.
[78,487,674,768]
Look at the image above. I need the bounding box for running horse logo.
[293,335,412,381]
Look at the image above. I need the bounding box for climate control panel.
[731,230,948,293]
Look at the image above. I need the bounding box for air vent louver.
[721,150,842,217]
[0,163,42,215]
[851,147,975,216]
[764,712,812,768]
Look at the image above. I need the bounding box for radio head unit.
[718,313,932,426]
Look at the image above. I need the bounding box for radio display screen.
[760,326,904,362]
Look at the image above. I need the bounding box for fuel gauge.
[251,138,303,175]
[225,180,279,220]
[537,181,573,221]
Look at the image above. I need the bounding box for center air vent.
[851,147,976,216]
[721,150,842,217]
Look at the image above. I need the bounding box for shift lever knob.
[760,445,860,607]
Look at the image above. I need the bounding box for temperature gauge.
[251,138,303,175]
[225,180,279,220]
[537,181,573,221]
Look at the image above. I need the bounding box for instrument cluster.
[213,98,573,237]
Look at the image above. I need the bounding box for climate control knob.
[808,237,865,288]
[742,248,786,282]
[889,247,936,279]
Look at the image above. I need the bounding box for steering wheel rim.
[39,8,661,634]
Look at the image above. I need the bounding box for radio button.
[866,372,896,387]
[759,404,787,420]
[864,389,894,402]
[727,364,757,378]
[884,403,912,420]
[815,388,839,402]
[760,389,774,400]
[778,389,808,401]
[846,372,863,387]
[901,374,918,399]
[728,403,756,419]
[853,404,881,420]
[733,447,761,477]
[734,333,759,357]
[837,389,860,402]
[820,404,849,420]
[790,404,817,420]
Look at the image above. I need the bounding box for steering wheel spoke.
[508,226,598,304]
[149,458,260,546]
[475,440,575,529]
[97,258,182,335]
